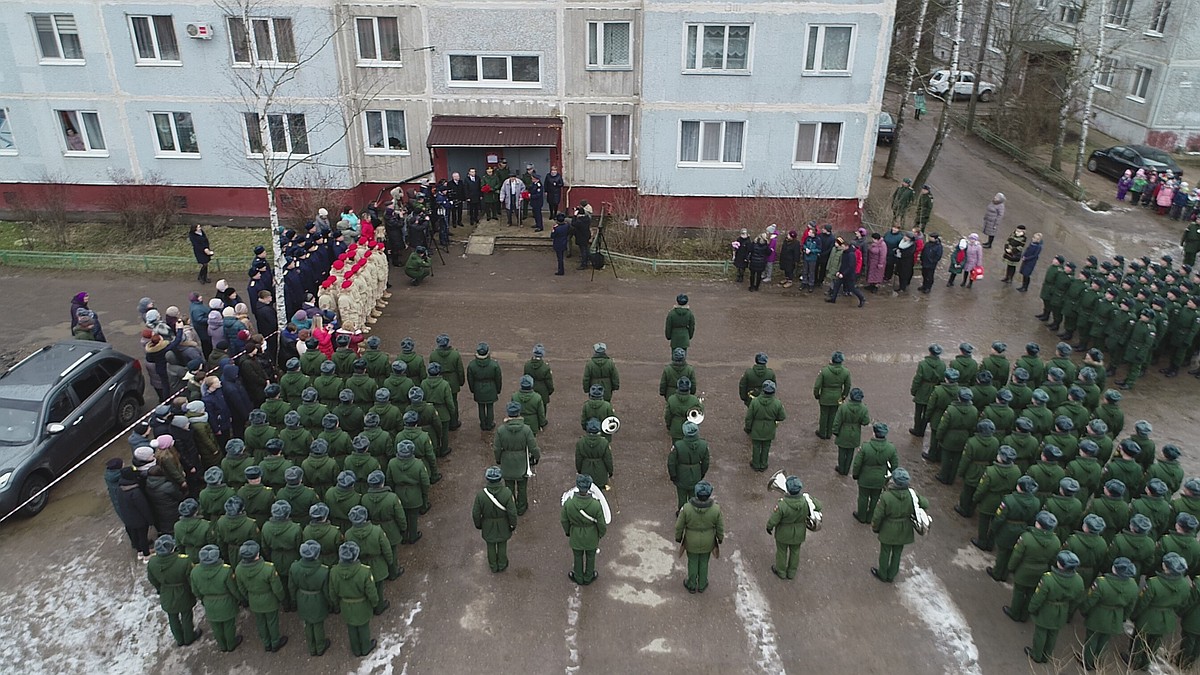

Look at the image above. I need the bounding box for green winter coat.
[295,402,329,433]
[1146,460,1184,496]
[318,429,353,462]
[1003,430,1041,471]
[258,456,294,490]
[1064,530,1109,584]
[382,375,416,406]
[466,356,503,403]
[872,487,928,546]
[1066,457,1103,504]
[261,399,292,427]
[189,562,243,622]
[288,559,332,623]
[360,427,393,462]
[302,522,344,567]
[950,355,979,387]
[147,552,196,612]
[1027,461,1066,501]
[974,463,1022,514]
[173,517,213,562]
[260,519,303,574]
[278,428,313,462]
[675,498,724,554]
[981,354,1010,388]
[1096,403,1124,439]
[345,522,394,583]
[1103,458,1144,500]
[301,455,339,495]
[664,306,696,350]
[768,494,821,546]
[959,435,1000,485]
[523,359,555,404]
[298,350,327,378]
[1086,496,1131,542]
[740,365,776,404]
[1029,567,1086,629]
[396,353,425,385]
[1009,528,1062,586]
[936,401,978,451]
[214,514,260,563]
[561,492,607,550]
[831,401,870,449]
[668,438,710,493]
[360,487,407,546]
[582,355,620,400]
[276,484,318,525]
[198,484,235,522]
[1045,493,1083,539]
[926,384,960,431]
[344,374,378,410]
[580,399,614,432]
[1015,355,1047,389]
[366,404,401,434]
[312,375,345,405]
[745,394,786,441]
[1044,431,1079,463]
[363,349,391,382]
[330,403,365,437]
[575,435,614,488]
[1008,383,1034,414]
[221,456,254,489]
[421,375,457,424]
[493,419,540,481]
[1082,574,1139,634]
[512,390,547,433]
[324,485,361,530]
[1023,405,1054,439]
[331,348,357,377]
[1107,531,1156,578]
[386,457,430,511]
[429,347,465,392]
[659,363,697,398]
[395,427,435,470]
[812,364,851,405]
[234,559,284,613]
[665,393,702,440]
[1157,533,1200,577]
[1132,574,1192,635]
[993,491,1041,548]
[328,561,379,626]
[472,485,517,543]
[343,453,381,493]
[1131,495,1173,537]
[910,356,946,404]
[981,404,1016,436]
[405,402,441,450]
[238,484,276,527]
[851,439,898,490]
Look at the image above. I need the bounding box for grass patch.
[0,221,270,258]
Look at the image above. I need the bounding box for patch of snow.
[897,564,982,675]
[729,550,785,675]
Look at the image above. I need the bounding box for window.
[243,112,309,156]
[587,21,631,69]
[1105,0,1133,27]
[364,110,408,154]
[0,108,14,154]
[129,15,180,63]
[46,390,74,424]
[57,110,105,154]
[587,114,631,158]
[1097,57,1118,89]
[684,24,750,72]
[448,54,541,87]
[804,25,852,73]
[1058,4,1081,23]
[355,16,401,65]
[32,14,83,62]
[151,112,198,156]
[794,122,842,166]
[679,120,744,166]
[1129,66,1153,101]
[70,366,110,403]
[1036,0,1049,8]
[228,16,296,65]
[1148,0,1169,33]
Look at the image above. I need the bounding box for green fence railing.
[0,250,254,273]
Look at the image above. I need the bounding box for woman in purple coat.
[70,292,106,341]
[866,233,888,292]
[961,233,984,288]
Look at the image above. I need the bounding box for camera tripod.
[590,207,617,281]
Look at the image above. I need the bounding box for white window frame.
[363,110,409,155]
[1058,3,1081,23]
[1104,0,1133,28]
[1147,0,1169,35]
[227,16,297,66]
[57,110,107,156]
[586,20,632,70]
[149,112,199,157]
[128,15,181,64]
[792,121,843,168]
[0,107,16,155]
[446,53,542,88]
[677,120,745,168]
[803,24,855,75]
[682,23,752,73]
[31,13,84,64]
[587,114,632,159]
[1096,57,1118,90]
[243,112,309,157]
[1128,65,1152,102]
[354,16,402,67]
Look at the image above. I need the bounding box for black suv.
[0,341,144,517]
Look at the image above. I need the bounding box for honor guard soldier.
[472,466,517,573]
[1078,556,1139,671]
[493,402,540,515]
[1024,550,1086,663]
[466,342,503,431]
[812,351,851,439]
[767,475,821,580]
[832,388,870,476]
[665,294,696,352]
[344,506,393,616]
[360,470,406,580]
[190,544,245,652]
[329,541,380,657]
[289,540,333,656]
[561,474,607,585]
[675,481,724,593]
[909,343,946,436]
[234,540,288,652]
[668,421,710,512]
[147,535,199,647]
[582,343,620,402]
[744,380,786,472]
[739,352,775,407]
[387,440,430,543]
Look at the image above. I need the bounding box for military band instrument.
[525,447,535,478]
[601,416,621,434]
[767,470,789,493]
[686,408,705,425]
[559,483,612,524]
[768,470,822,531]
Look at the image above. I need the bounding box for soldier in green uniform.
[512,375,548,437]
[1146,444,1184,495]
[238,466,275,528]
[1164,295,1200,377]
[388,440,431,542]
[812,351,851,439]
[871,468,927,583]
[1046,260,1076,331]
[325,471,361,532]
[1067,440,1104,505]
[1103,440,1145,501]
[890,178,915,225]
[147,535,199,646]
[1174,479,1200,522]
[767,475,821,580]
[1044,417,1079,463]
[1125,419,1156,471]
[303,503,344,568]
[214,496,259,563]
[987,475,1040,579]
[1024,550,1086,663]
[582,343,620,402]
[1115,308,1158,389]
[428,335,465,430]
[1086,479,1131,546]
[665,377,702,441]
[397,410,439,484]
[982,389,1016,436]
[1131,478,1173,537]
[360,470,406,580]
[174,499,212,562]
[365,392,400,436]
[1008,368,1034,415]
[396,337,425,386]
[660,348,697,401]
[1004,417,1040,472]
[668,421,710,511]
[971,446,1020,550]
[294,388,328,437]
[1081,289,1118,355]
[472,466,517,573]
[466,342,503,431]
[258,440,293,491]
[1096,389,1125,438]
[345,506,393,616]
[362,337,390,383]
[260,500,302,611]
[405,387,442,460]
[329,541,380,657]
[745,379,786,472]
[935,389,978,485]
[576,419,614,490]
[1003,510,1061,622]
[831,388,870,476]
[1108,513,1157,583]
[382,362,415,409]
[955,420,1000,516]
[1183,220,1200,266]
[1026,444,1065,502]
[949,342,979,386]
[329,390,364,437]
[279,359,311,406]
[921,368,960,463]
[313,361,344,406]
[852,423,898,523]
[675,480,724,593]
[1065,514,1109,589]
[343,436,381,493]
[234,540,287,652]
[289,540,333,656]
[260,385,291,427]
[317,413,352,464]
[561,474,607,585]
[523,344,555,411]
[221,439,254,490]
[302,439,338,498]
[1129,552,1193,669]
[493,402,539,515]
[1054,387,1090,435]
[1045,477,1083,539]
[330,334,357,377]
[422,362,456,455]
[665,293,696,352]
[1015,343,1047,389]
[1057,268,1089,341]
[969,371,997,414]
[1023,389,1054,439]
[1104,298,1137,376]
[1158,513,1200,577]
[1040,367,1068,411]
[190,544,245,652]
[909,343,946,437]
[298,339,326,378]
[345,361,378,414]
[981,341,1010,388]
[740,352,775,407]
[1083,418,1115,465]
[1079,556,1139,670]
[199,467,235,522]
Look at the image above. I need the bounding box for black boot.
[1058,331,1073,340]
[1047,321,1061,331]
[1165,366,1179,377]
[984,235,994,248]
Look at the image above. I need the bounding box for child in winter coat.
[732,229,752,282]
[961,233,984,288]
[1130,169,1148,205]
[1157,181,1176,215]
[1171,183,1190,220]
[1142,173,1159,207]
[1117,170,1133,201]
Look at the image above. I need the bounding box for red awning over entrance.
[426,115,562,147]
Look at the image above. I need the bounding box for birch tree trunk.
[966,0,995,131]
[1074,0,1106,184]
[914,0,964,189]
[884,0,931,180]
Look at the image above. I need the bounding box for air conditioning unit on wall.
[185,23,213,39]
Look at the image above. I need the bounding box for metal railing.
[0,250,254,273]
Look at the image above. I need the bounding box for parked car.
[0,341,144,518]
[877,112,896,144]
[927,70,996,102]
[1087,144,1183,180]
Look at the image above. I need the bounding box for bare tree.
[885,0,932,180]
[965,0,995,130]
[1073,0,1108,183]
[914,0,965,188]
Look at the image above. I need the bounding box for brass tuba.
[601,416,621,434]
[686,408,705,425]
[767,469,788,493]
